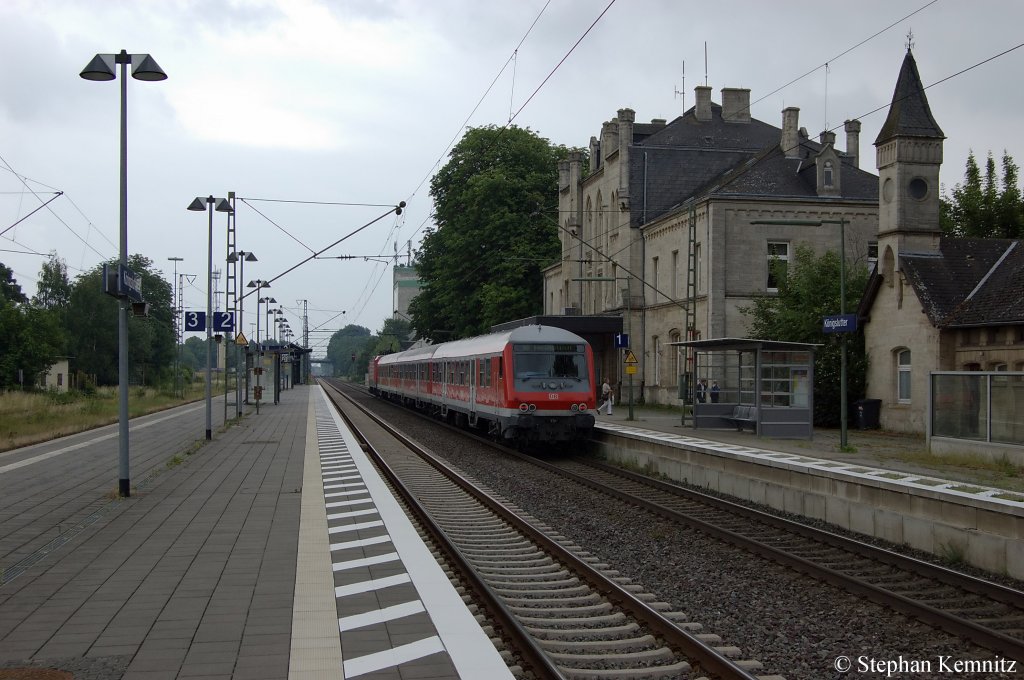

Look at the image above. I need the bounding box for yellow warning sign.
[625,365,637,375]
[235,332,248,346]
[624,350,639,365]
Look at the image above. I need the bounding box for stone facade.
[544,89,879,404]
[861,50,1024,445]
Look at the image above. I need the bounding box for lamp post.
[188,196,233,440]
[572,275,634,420]
[81,50,167,498]
[255,292,275,413]
[751,217,849,448]
[227,251,258,412]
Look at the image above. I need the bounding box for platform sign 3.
[184,311,206,332]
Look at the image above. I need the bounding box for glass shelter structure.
[672,338,819,439]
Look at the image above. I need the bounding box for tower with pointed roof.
[874,48,945,269]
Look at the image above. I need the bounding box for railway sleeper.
[536,633,658,651]
[525,622,640,640]
[518,611,627,627]
[507,602,614,617]
[501,594,604,607]
[461,546,545,557]
[488,576,582,588]
[493,585,592,597]
[471,556,554,568]
[474,563,562,575]
[546,645,676,665]
[556,660,692,679]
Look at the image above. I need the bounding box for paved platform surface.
[593,402,1021,491]
[0,385,509,680]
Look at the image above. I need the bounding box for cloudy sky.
[2,0,1022,356]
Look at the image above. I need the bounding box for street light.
[188,196,233,440]
[227,251,258,412]
[255,292,275,412]
[81,50,167,499]
[751,217,849,448]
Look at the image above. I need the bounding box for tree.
[0,261,63,389]
[941,150,1024,238]
[741,244,871,427]
[64,255,175,386]
[410,125,577,339]
[325,324,372,378]
[32,254,72,309]
[1,263,27,305]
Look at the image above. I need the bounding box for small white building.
[40,358,70,392]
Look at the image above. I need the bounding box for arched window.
[823,160,834,187]
[652,335,660,386]
[896,348,911,403]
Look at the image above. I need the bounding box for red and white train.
[371,325,597,445]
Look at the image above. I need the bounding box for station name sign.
[823,314,858,334]
[102,264,143,302]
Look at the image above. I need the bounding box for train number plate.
[548,393,558,400]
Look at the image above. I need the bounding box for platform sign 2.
[213,311,234,332]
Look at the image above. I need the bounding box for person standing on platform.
[710,380,720,403]
[696,377,708,404]
[601,379,613,415]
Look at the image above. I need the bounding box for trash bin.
[854,398,881,429]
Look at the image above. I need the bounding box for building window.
[695,242,702,294]
[651,256,659,303]
[767,241,789,292]
[652,336,660,386]
[671,250,679,299]
[868,241,878,273]
[897,348,911,403]
[824,161,834,187]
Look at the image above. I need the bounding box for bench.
[725,405,757,432]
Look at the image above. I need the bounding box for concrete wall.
[592,429,1024,579]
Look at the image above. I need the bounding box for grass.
[0,384,212,452]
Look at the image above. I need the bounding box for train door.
[469,358,477,414]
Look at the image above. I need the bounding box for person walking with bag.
[601,379,613,415]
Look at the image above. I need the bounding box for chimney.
[721,88,751,123]
[844,119,861,169]
[819,130,836,146]
[694,86,712,122]
[781,107,800,159]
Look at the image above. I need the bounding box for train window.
[514,345,589,382]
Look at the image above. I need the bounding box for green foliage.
[410,125,576,339]
[325,324,372,377]
[1,263,28,305]
[741,244,870,427]
[941,150,1024,238]
[63,255,176,386]
[0,296,64,388]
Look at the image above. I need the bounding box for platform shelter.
[671,338,818,439]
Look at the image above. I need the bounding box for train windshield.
[513,343,589,383]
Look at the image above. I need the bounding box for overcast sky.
[2,0,1022,355]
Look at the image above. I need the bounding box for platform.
[0,385,510,680]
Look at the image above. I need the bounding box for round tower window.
[882,178,894,203]
[908,177,928,200]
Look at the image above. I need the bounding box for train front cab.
[500,339,596,444]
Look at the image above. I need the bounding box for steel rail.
[318,381,564,680]
[545,456,1024,662]
[320,378,763,680]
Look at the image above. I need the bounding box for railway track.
[527,447,1024,664]
[319,379,778,680]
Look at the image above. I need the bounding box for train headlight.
[579,403,588,411]
[527,403,536,412]
[519,403,529,412]
[571,403,579,411]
